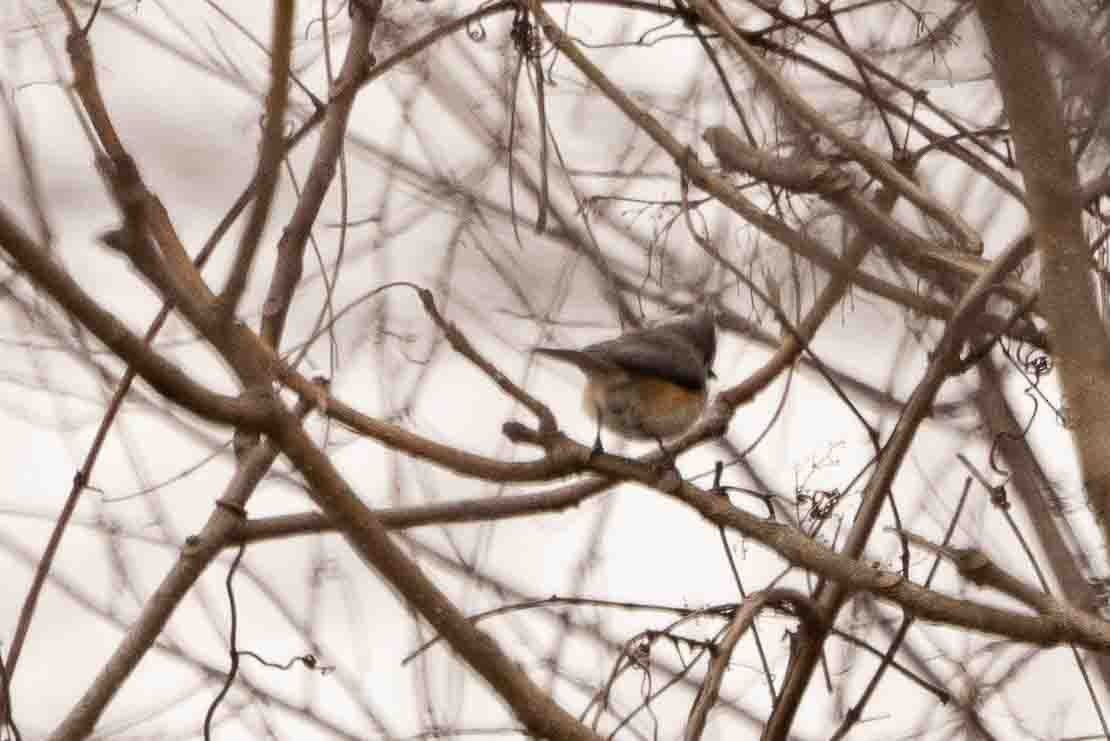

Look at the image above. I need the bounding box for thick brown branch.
[503,427,1110,653]
[977,2,1110,560]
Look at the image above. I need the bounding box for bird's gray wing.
[583,329,705,389]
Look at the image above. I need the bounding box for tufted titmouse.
[534,311,717,453]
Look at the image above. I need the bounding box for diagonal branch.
[45,396,316,740]
[260,0,382,349]
[685,589,822,741]
[268,406,608,741]
[686,0,982,254]
[0,206,270,429]
[763,213,1040,741]
[219,0,296,315]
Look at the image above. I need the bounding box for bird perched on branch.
[534,310,717,455]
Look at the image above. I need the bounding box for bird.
[533,310,717,455]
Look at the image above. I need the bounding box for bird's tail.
[533,347,614,375]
